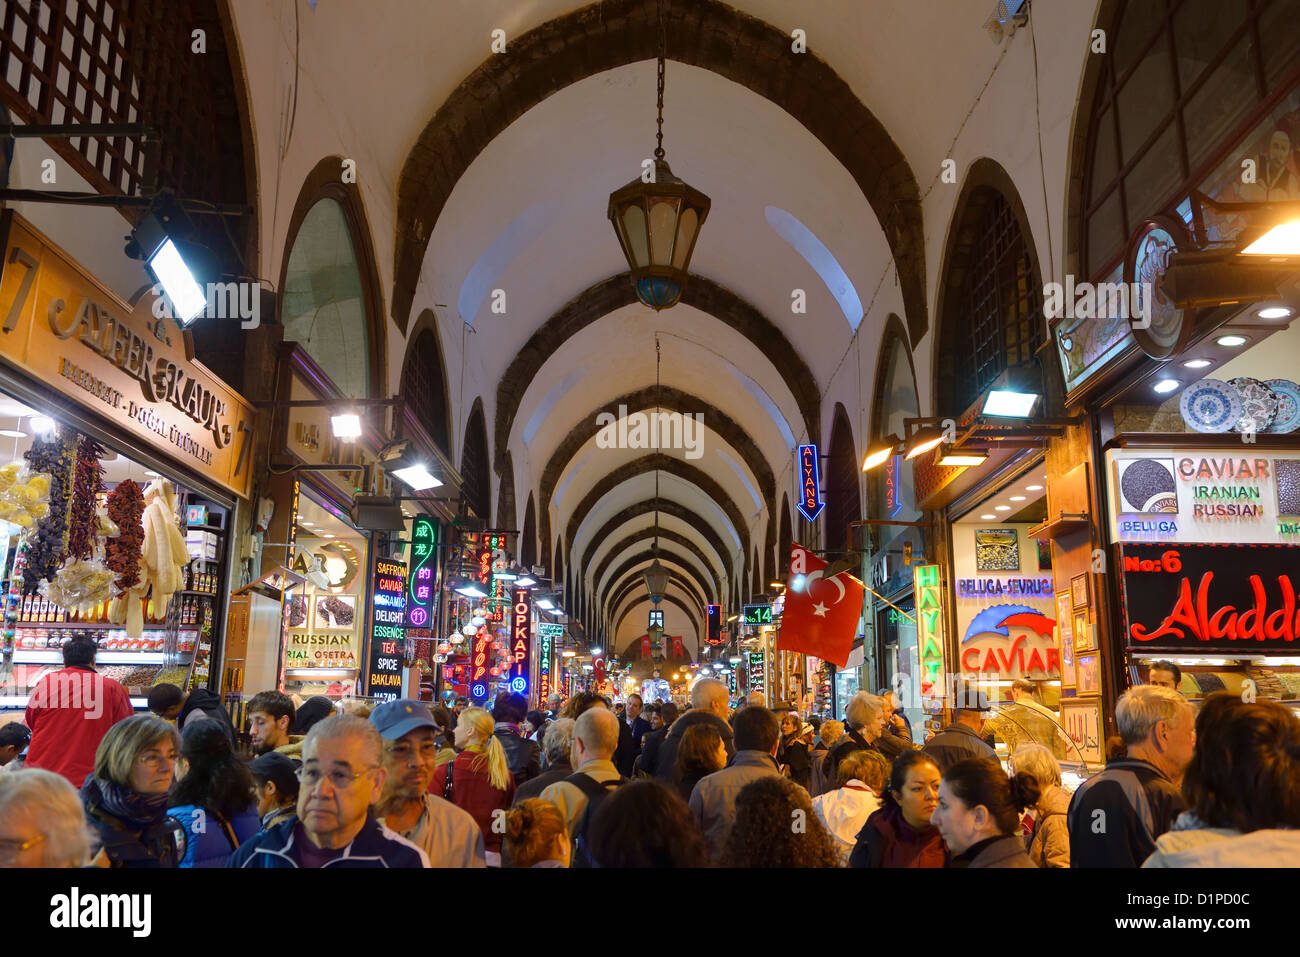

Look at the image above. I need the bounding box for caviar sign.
[1120,543,1300,652]
[537,623,553,706]
[405,517,437,629]
[366,558,406,701]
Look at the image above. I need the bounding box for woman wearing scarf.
[849,751,949,868]
[81,715,185,868]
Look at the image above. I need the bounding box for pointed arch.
[520,494,537,569]
[825,403,861,552]
[460,398,491,523]
[400,312,453,456]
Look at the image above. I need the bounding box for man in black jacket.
[637,702,678,776]
[921,679,997,773]
[653,679,734,781]
[492,691,542,786]
[146,683,237,744]
[513,717,575,803]
[1067,685,1192,867]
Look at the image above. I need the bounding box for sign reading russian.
[797,444,824,522]
[366,557,406,701]
[405,517,437,628]
[914,564,946,713]
[510,587,531,694]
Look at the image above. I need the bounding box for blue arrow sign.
[796,444,824,522]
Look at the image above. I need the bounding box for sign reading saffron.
[510,587,531,695]
[797,444,824,522]
[405,517,437,628]
[365,557,406,701]
[1120,543,1300,651]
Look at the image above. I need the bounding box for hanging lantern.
[642,557,670,604]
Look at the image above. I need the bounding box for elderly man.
[823,692,888,783]
[514,718,576,803]
[1067,685,1193,868]
[539,708,623,847]
[229,715,428,867]
[653,678,734,781]
[874,688,914,760]
[690,706,796,859]
[546,692,564,719]
[922,679,998,772]
[984,678,1067,760]
[371,699,485,867]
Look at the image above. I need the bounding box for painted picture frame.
[1073,611,1091,653]
[1075,652,1101,695]
[1056,592,1076,687]
[314,594,358,630]
[975,528,1020,572]
[1071,573,1090,611]
[1061,698,1104,768]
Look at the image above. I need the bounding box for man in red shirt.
[24,634,133,786]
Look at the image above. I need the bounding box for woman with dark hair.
[290,695,336,735]
[930,758,1038,868]
[430,705,458,769]
[673,722,727,803]
[167,720,260,867]
[588,779,709,867]
[778,711,811,790]
[849,750,947,868]
[1144,694,1300,867]
[523,710,549,745]
[719,776,841,868]
[82,715,184,868]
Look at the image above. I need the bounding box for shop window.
[281,199,371,399]
[401,327,451,455]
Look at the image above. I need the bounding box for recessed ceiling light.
[322,533,335,539]
[1009,495,1026,501]
[1183,359,1211,369]
[1217,334,1247,347]
[144,470,160,477]
[1257,306,1293,320]
[995,505,1011,511]
[1025,485,1043,491]
[1153,378,1181,394]
[980,514,997,520]
[0,429,25,438]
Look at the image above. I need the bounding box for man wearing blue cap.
[370,699,485,868]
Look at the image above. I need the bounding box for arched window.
[520,495,537,569]
[1082,0,1300,276]
[824,404,861,551]
[496,453,516,536]
[871,320,922,532]
[401,323,452,456]
[461,400,491,523]
[778,494,793,577]
[751,549,761,600]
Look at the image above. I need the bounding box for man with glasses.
[371,699,485,867]
[229,715,428,867]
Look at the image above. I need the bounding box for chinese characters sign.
[405,516,437,629]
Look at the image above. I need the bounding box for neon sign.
[405,516,437,629]
[914,564,946,713]
[797,444,824,522]
[365,557,406,701]
[885,453,903,519]
[510,586,531,692]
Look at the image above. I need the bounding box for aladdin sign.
[1120,543,1300,650]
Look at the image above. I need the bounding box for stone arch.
[575,500,736,587]
[613,595,701,655]
[603,557,711,615]
[495,451,516,534]
[590,528,722,599]
[460,397,491,523]
[778,493,793,578]
[824,402,861,553]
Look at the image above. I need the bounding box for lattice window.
[401,329,450,455]
[461,403,490,523]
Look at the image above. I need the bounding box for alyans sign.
[1120,543,1300,650]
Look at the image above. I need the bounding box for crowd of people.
[2,631,1299,868]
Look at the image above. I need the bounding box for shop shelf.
[11,650,169,665]
[13,621,195,631]
[1107,432,1300,450]
[1027,511,1092,539]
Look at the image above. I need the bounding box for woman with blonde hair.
[81,715,184,868]
[433,706,516,865]
[0,769,94,867]
[503,798,569,867]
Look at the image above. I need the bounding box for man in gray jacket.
[690,706,800,860]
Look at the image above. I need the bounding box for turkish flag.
[777,543,864,667]
[671,635,684,658]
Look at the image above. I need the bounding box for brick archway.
[591,528,723,599]
[394,0,926,345]
[600,549,715,610]
[612,594,701,657]
[576,498,736,589]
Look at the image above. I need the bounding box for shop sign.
[742,603,773,625]
[0,212,254,497]
[1120,543,1300,651]
[538,623,564,639]
[955,577,1053,599]
[405,517,437,628]
[884,453,903,518]
[1109,451,1300,544]
[470,629,490,705]
[366,557,405,701]
[796,444,824,522]
[959,603,1059,678]
[747,651,765,696]
[1060,699,1104,767]
[913,565,946,713]
[509,587,531,695]
[537,625,553,705]
[704,603,724,645]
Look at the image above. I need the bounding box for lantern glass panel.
[672,208,699,269]
[622,205,649,266]
[649,200,680,265]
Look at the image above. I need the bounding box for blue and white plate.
[1265,379,1300,433]
[1180,378,1242,433]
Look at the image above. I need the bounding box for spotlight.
[862,434,902,471]
[124,191,210,325]
[30,416,56,436]
[937,449,989,468]
[1153,378,1181,394]
[331,412,363,440]
[905,427,945,460]
[379,439,443,490]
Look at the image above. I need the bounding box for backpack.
[564,771,626,868]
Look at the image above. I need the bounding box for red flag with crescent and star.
[776,543,864,667]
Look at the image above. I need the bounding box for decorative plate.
[1229,377,1279,433]
[1179,378,1242,433]
[1265,379,1300,433]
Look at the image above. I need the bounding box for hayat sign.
[1120,543,1300,651]
[0,211,254,496]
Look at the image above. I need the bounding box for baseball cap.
[369,699,439,740]
[248,751,300,797]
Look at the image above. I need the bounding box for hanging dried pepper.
[106,479,145,592]
[66,436,105,560]
[22,432,75,595]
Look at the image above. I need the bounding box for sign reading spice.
[366,557,406,701]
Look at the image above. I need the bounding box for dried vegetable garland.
[22,433,75,595]
[66,436,105,559]
[105,480,145,592]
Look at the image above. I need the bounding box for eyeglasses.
[386,742,441,763]
[295,766,379,790]
[137,751,177,769]
[0,835,44,865]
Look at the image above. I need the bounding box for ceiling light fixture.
[607,0,710,310]
[1153,377,1181,394]
[0,429,25,438]
[1025,485,1043,491]
[862,434,902,471]
[1182,358,1212,369]
[1257,305,1293,320]
[1216,335,1247,347]
[937,450,989,468]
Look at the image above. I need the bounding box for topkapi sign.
[510,586,532,695]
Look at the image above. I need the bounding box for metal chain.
[655,0,666,160]
[654,335,661,550]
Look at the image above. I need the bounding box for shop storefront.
[0,211,254,711]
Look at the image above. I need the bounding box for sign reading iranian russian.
[366,557,406,701]
[405,517,437,628]
[797,444,824,522]
[510,587,531,695]
[1120,542,1300,651]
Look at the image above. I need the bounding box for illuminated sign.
[742,603,773,625]
[958,603,1059,677]
[538,623,564,639]
[1120,543,1300,651]
[796,444,824,522]
[405,516,437,629]
[914,564,946,713]
[705,604,724,645]
[955,577,1053,599]
[885,453,902,519]
[747,651,765,696]
[538,624,553,705]
[365,557,406,701]
[510,586,531,694]
[470,629,490,706]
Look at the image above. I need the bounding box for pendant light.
[642,336,671,601]
[608,0,711,310]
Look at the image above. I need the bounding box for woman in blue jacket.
[168,719,260,867]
